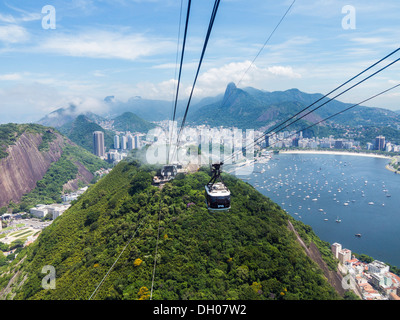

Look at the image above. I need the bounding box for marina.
[242,153,400,267]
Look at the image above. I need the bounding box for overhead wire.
[150,198,163,300]
[172,0,221,162]
[258,47,400,139]
[264,83,400,151]
[236,0,296,89]
[88,216,148,300]
[218,0,296,117]
[170,0,295,165]
[222,48,400,164]
[168,0,191,164]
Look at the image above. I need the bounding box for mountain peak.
[224,82,237,95]
[222,82,239,106]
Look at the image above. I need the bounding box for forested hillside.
[2,159,342,300]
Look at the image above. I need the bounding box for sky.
[0,0,399,124]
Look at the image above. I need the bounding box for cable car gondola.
[205,163,231,211]
[161,165,177,179]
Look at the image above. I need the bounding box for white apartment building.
[30,204,70,220]
[368,260,390,274]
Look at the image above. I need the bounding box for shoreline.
[278,150,398,173]
[278,149,393,160]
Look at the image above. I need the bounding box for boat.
[336,217,341,223]
[368,202,374,205]
[355,234,362,237]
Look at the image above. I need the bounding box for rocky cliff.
[0,125,105,209]
[0,131,65,208]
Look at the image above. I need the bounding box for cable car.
[161,165,177,179]
[153,164,178,185]
[205,163,231,211]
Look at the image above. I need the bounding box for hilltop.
[0,158,345,300]
[0,123,109,212]
[58,115,114,153]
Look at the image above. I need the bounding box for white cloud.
[0,25,29,43]
[191,61,302,97]
[37,30,175,61]
[68,96,110,114]
[0,73,23,81]
[128,61,302,100]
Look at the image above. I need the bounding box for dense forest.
[2,158,343,300]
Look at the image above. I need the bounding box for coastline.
[278,150,399,173]
[279,149,393,159]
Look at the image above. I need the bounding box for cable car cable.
[223,49,400,164]
[150,199,163,300]
[261,56,400,143]
[168,0,192,164]
[172,0,221,162]
[88,215,148,300]
[265,83,400,151]
[233,0,296,93]
[259,47,400,139]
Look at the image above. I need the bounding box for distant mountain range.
[187,83,400,130]
[37,107,156,152]
[37,83,400,140]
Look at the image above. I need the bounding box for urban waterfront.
[245,153,400,267]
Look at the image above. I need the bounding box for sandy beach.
[279,150,393,159]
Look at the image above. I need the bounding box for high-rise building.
[121,135,128,150]
[134,135,141,149]
[127,134,134,150]
[114,135,120,149]
[93,131,105,157]
[265,135,270,148]
[331,242,342,259]
[375,136,386,151]
[338,248,352,264]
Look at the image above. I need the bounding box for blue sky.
[0,0,399,123]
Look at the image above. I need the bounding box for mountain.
[1,158,345,300]
[111,112,156,133]
[103,95,221,122]
[0,123,109,211]
[188,83,400,131]
[58,115,114,153]
[37,104,106,129]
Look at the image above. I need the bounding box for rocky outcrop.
[0,132,65,208]
[62,161,94,193]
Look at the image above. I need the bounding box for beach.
[279,150,393,159]
[279,150,399,174]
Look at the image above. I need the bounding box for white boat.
[368,202,374,205]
